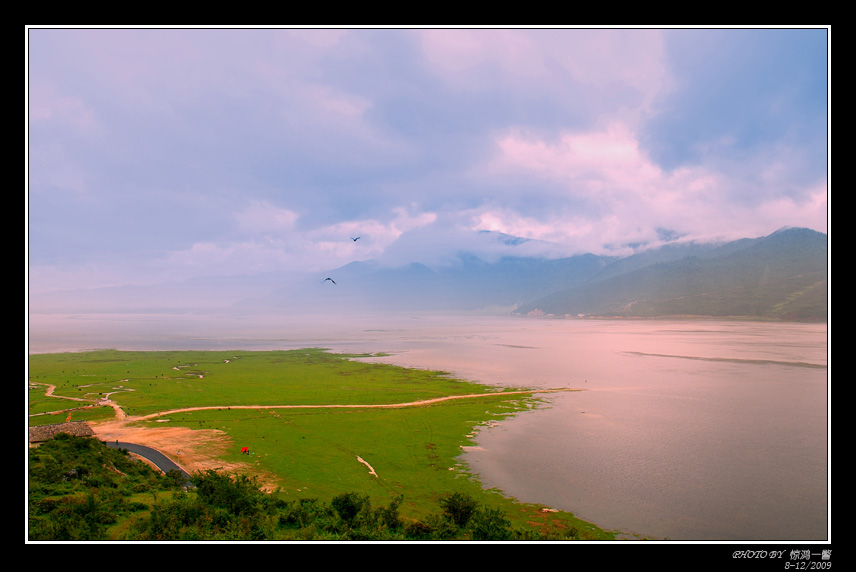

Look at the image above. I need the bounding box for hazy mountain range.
[29,227,828,322]
[514,227,828,321]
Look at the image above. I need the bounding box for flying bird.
[324,277,336,285]
[351,236,361,242]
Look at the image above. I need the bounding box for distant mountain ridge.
[246,227,826,321]
[514,227,827,321]
[30,227,828,322]
[259,251,615,314]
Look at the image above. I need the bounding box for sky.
[26,26,829,296]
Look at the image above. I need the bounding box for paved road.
[105,441,194,487]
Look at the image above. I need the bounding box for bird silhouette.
[351,236,361,242]
[324,277,336,285]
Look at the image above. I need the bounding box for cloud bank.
[27,27,828,295]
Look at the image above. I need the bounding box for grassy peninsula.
[28,348,614,540]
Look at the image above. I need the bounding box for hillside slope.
[30,227,828,322]
[514,227,828,321]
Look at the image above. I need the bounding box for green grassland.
[28,348,615,540]
[30,348,512,416]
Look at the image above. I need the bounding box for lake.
[27,312,829,541]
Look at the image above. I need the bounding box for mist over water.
[27,312,828,541]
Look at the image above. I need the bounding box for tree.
[375,494,403,531]
[438,491,478,527]
[469,507,512,540]
[193,470,264,516]
[331,492,370,525]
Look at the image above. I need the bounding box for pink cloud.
[475,121,824,251]
[487,122,668,199]
[418,29,670,119]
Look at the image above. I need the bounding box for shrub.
[403,520,433,539]
[331,491,370,524]
[375,495,403,531]
[193,470,264,516]
[278,498,333,529]
[469,507,512,541]
[438,491,478,527]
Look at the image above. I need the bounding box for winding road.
[34,382,582,488]
[105,441,195,487]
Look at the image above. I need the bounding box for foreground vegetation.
[28,348,614,541]
[29,434,595,541]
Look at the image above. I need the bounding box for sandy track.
[131,388,579,420]
[92,420,253,479]
[45,386,580,490]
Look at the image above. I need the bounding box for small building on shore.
[28,421,94,445]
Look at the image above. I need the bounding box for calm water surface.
[28,312,829,540]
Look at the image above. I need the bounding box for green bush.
[438,491,478,527]
[376,494,403,531]
[469,507,512,541]
[28,433,598,541]
[193,470,266,516]
[331,491,370,524]
[278,497,334,530]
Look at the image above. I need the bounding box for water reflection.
[27,313,828,540]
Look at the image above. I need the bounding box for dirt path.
[130,388,579,420]
[37,386,581,490]
[92,419,253,481]
[30,382,130,420]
